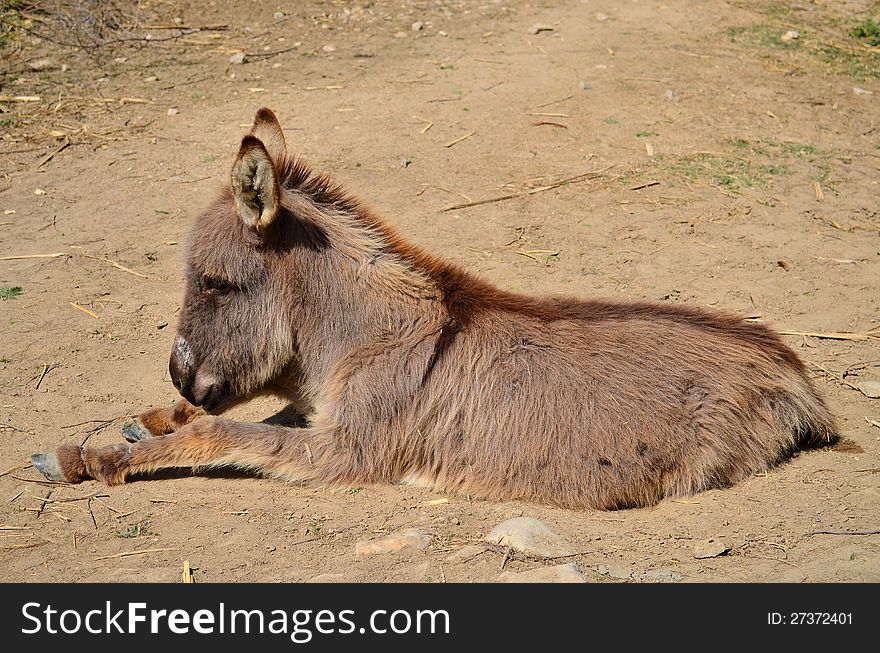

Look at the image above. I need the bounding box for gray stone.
[228,52,246,65]
[693,538,730,559]
[596,563,633,580]
[643,569,684,583]
[857,380,880,397]
[484,517,573,557]
[411,21,424,32]
[498,563,587,583]
[355,529,431,556]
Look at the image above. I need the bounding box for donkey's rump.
[403,307,836,509]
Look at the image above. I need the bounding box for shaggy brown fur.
[32,108,838,509]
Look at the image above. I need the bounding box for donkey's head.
[169,108,302,412]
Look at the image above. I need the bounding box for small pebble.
[856,380,880,398]
[579,81,592,90]
[595,12,609,21]
[273,11,285,20]
[664,88,676,99]
[853,87,874,96]
[28,58,55,71]
[780,30,800,42]
[412,21,424,32]
[322,44,336,53]
[693,538,730,559]
[228,52,246,65]
[167,108,179,116]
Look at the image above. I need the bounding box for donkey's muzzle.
[169,337,230,412]
[169,336,195,398]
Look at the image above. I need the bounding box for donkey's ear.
[249,107,287,165]
[232,135,280,233]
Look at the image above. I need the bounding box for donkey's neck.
[281,196,450,397]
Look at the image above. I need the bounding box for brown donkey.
[32,108,838,509]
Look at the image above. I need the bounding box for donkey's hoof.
[31,452,66,482]
[121,419,152,443]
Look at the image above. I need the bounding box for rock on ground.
[484,517,574,557]
[693,538,731,559]
[498,564,587,583]
[354,529,431,556]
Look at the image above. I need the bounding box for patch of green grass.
[850,17,880,47]
[730,137,817,158]
[0,1,23,50]
[0,357,10,363]
[603,116,618,124]
[726,10,880,80]
[346,486,362,495]
[201,154,218,164]
[635,131,658,137]
[725,24,802,51]
[144,251,158,262]
[0,286,22,300]
[114,517,153,539]
[0,116,16,128]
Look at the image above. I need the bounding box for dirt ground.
[1,0,878,583]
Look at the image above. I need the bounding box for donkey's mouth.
[182,374,231,414]
[197,384,232,414]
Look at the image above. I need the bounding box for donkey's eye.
[202,277,234,294]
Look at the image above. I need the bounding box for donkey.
[32,108,838,509]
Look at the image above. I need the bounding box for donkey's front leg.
[120,398,206,443]
[32,416,366,487]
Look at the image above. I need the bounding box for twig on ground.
[440,167,612,212]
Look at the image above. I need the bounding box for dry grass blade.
[444,131,476,148]
[70,302,99,319]
[807,530,880,536]
[866,417,880,429]
[777,328,880,341]
[441,167,612,212]
[182,560,194,583]
[95,548,177,561]
[80,254,149,278]
[33,137,71,170]
[1,253,66,260]
[0,463,32,478]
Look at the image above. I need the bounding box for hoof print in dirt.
[31,452,66,482]
[121,419,152,442]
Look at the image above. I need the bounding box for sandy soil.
[1,0,878,582]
